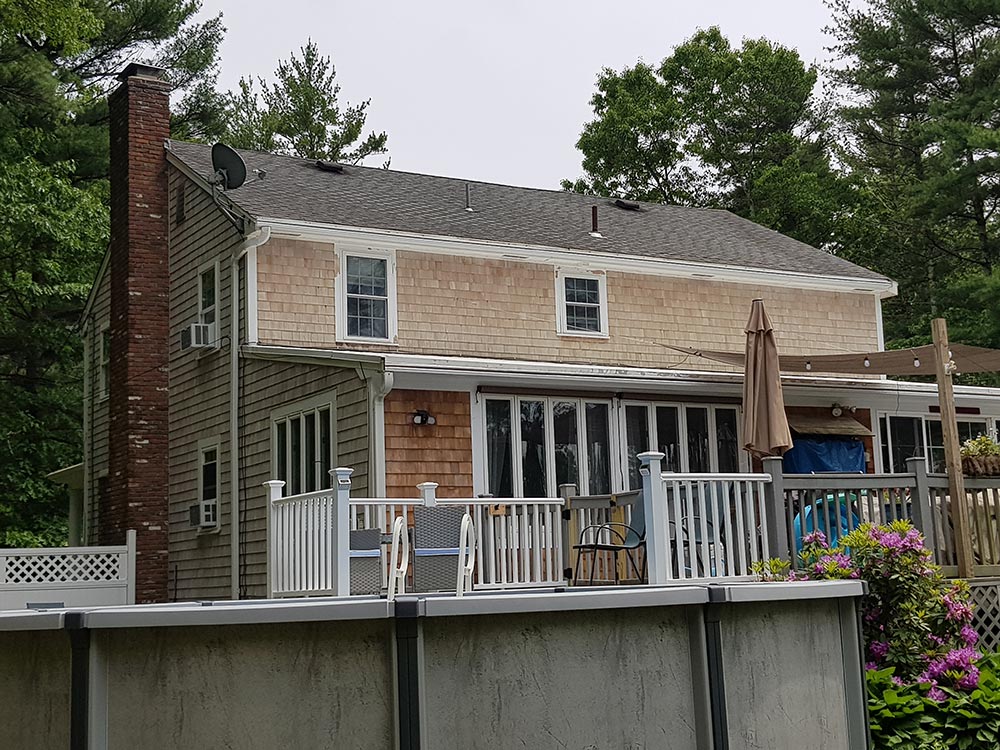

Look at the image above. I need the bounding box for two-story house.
[77,64,1000,603]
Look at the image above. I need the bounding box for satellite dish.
[211,143,247,190]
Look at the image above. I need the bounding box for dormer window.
[556,270,608,338]
[336,247,397,343]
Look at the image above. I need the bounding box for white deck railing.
[0,530,136,610]
[438,497,565,589]
[640,452,771,583]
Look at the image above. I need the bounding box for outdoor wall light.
[412,410,436,426]
[832,403,857,418]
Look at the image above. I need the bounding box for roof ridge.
[166,138,715,213]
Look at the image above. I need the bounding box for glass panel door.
[485,399,514,497]
[655,406,681,472]
[715,408,740,472]
[553,401,579,492]
[585,403,612,494]
[686,407,710,474]
[520,400,547,497]
[625,405,650,490]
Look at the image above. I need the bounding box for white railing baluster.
[733,480,748,576]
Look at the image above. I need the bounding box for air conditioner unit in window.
[188,502,217,529]
[180,322,216,350]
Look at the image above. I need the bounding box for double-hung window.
[556,270,608,337]
[337,248,397,343]
[272,395,336,497]
[197,442,219,529]
[484,396,614,498]
[199,263,218,327]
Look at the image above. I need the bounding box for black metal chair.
[573,490,647,585]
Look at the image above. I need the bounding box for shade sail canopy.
[786,413,872,437]
[668,343,1000,376]
[742,300,794,457]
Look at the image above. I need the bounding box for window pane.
[486,400,514,497]
[347,256,387,297]
[625,405,649,490]
[304,412,316,492]
[202,452,217,501]
[715,408,739,473]
[553,401,578,491]
[319,408,332,489]
[585,403,611,495]
[276,422,287,494]
[565,304,601,332]
[926,419,987,473]
[347,296,388,339]
[521,400,547,497]
[686,407,710,473]
[289,416,301,495]
[879,416,890,472]
[655,406,681,472]
[200,268,215,310]
[565,277,600,304]
[889,416,923,474]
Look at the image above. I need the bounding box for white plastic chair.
[387,515,409,602]
[456,513,476,597]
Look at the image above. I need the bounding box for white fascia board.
[242,343,385,369]
[258,217,898,297]
[245,345,1000,410]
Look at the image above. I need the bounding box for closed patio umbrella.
[742,299,793,458]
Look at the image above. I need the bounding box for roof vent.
[614,199,641,211]
[315,160,346,174]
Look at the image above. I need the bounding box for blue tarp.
[783,437,865,474]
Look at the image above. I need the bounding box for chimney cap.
[117,62,167,82]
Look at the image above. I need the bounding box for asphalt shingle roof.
[167,140,890,283]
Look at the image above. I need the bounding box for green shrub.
[961,434,1000,458]
[868,652,1000,749]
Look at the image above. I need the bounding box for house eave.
[257,217,899,298]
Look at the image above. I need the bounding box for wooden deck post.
[932,318,974,578]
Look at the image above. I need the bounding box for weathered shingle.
[167,140,890,283]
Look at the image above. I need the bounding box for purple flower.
[892,676,906,687]
[961,625,979,646]
[927,686,947,702]
[869,641,890,660]
[957,667,980,691]
[802,530,828,547]
[865,661,877,670]
[943,593,973,623]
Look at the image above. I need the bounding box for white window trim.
[555,269,609,339]
[335,246,398,344]
[270,392,338,497]
[197,438,221,533]
[198,259,220,329]
[98,322,110,402]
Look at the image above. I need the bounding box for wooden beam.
[932,318,974,578]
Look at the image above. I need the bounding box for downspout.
[230,225,271,599]
[367,371,394,496]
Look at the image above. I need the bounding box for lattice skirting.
[968,578,1000,652]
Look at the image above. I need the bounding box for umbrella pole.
[932,318,974,578]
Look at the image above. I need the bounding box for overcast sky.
[197,0,836,189]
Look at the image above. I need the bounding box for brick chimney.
[103,63,171,603]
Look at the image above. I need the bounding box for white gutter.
[230,225,272,600]
[258,217,899,299]
[241,343,1000,399]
